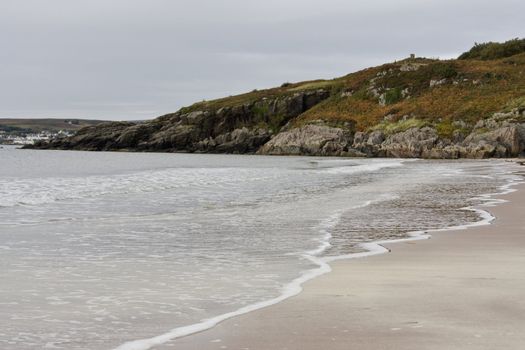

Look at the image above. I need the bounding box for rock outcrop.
[26,39,525,159]
[256,109,525,158]
[257,123,356,156]
[32,89,330,153]
[195,127,271,154]
[31,106,525,158]
[45,121,137,151]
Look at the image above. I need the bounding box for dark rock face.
[28,94,525,159]
[31,89,329,153]
[195,127,271,154]
[32,121,137,151]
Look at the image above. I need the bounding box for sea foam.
[113,170,523,350]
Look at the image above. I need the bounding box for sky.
[1,0,524,121]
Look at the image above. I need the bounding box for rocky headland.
[28,39,525,158]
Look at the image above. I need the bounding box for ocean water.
[0,146,521,350]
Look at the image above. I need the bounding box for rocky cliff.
[257,108,525,158]
[29,39,525,158]
[34,89,329,153]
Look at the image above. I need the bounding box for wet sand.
[164,183,525,350]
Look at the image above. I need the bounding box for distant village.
[0,129,73,145]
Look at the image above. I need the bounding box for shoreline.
[114,165,524,350]
[164,177,525,350]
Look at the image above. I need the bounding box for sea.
[0,145,521,350]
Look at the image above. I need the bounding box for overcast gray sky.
[1,0,523,120]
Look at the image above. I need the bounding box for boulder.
[381,127,439,158]
[463,125,524,157]
[351,130,385,156]
[258,124,353,156]
[198,127,271,154]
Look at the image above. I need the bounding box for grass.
[372,118,429,135]
[167,40,525,136]
[384,88,403,105]
[435,120,457,139]
[287,80,334,92]
[178,79,343,114]
[298,52,525,131]
[459,38,525,60]
[504,96,525,112]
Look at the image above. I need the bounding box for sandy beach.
[165,182,525,350]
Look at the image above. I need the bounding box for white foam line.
[325,175,523,263]
[112,201,375,350]
[322,159,406,175]
[114,256,332,350]
[113,171,524,350]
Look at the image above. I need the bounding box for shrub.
[252,104,269,119]
[436,120,455,139]
[372,118,428,134]
[384,88,403,105]
[504,97,525,112]
[459,38,525,60]
[430,62,458,79]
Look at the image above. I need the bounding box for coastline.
[168,176,525,349]
[114,165,525,350]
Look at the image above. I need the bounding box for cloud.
[1,0,524,120]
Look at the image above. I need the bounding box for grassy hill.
[458,38,525,60]
[180,39,525,135]
[30,39,525,158]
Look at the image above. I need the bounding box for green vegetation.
[384,88,403,105]
[298,52,525,131]
[287,80,334,92]
[430,62,458,79]
[459,38,525,60]
[504,96,525,112]
[435,119,456,139]
[167,39,525,136]
[267,114,288,133]
[372,118,428,135]
[180,79,338,114]
[252,103,269,119]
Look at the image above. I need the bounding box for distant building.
[0,130,73,145]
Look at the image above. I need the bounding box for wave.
[0,167,265,208]
[321,159,406,174]
[0,159,407,209]
[325,176,521,262]
[112,200,375,350]
[112,170,523,350]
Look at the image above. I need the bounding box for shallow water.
[0,146,520,349]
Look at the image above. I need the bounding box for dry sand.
[164,183,525,350]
